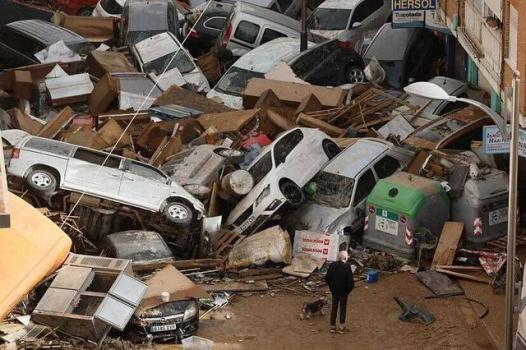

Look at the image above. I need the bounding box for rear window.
[215,66,265,95]
[261,28,286,44]
[310,8,351,30]
[203,17,226,30]
[234,21,260,44]
[277,0,293,12]
[25,138,73,157]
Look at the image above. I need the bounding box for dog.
[300,297,328,320]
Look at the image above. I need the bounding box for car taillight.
[11,148,20,159]
[222,23,232,47]
[368,205,375,214]
[189,28,199,40]
[337,40,353,51]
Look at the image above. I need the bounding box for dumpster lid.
[465,168,508,200]
[367,172,446,218]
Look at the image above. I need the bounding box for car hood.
[311,29,343,40]
[206,89,243,109]
[289,201,347,232]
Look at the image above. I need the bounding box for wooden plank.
[197,109,259,133]
[432,221,464,269]
[296,113,345,137]
[434,265,483,271]
[236,273,283,282]
[435,268,490,284]
[0,129,10,228]
[199,281,269,293]
[37,106,75,139]
[173,259,223,270]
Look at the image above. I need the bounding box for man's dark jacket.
[325,261,354,295]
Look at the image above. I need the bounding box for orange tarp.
[0,193,71,319]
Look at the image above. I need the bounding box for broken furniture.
[31,253,147,343]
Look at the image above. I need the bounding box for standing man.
[325,250,354,333]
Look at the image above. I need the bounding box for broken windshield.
[215,67,265,96]
[143,50,195,75]
[310,8,351,30]
[309,171,354,208]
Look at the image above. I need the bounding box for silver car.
[7,134,205,227]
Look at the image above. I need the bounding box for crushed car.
[7,134,205,228]
[227,127,340,235]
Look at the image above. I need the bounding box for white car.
[287,138,414,235]
[207,37,312,109]
[309,0,390,51]
[226,127,340,235]
[131,32,210,93]
[7,134,205,228]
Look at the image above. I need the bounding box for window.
[25,138,74,157]
[310,171,354,208]
[508,5,518,69]
[291,40,338,76]
[234,21,260,44]
[273,129,303,165]
[203,17,226,30]
[73,149,121,169]
[373,155,400,179]
[248,152,273,184]
[351,0,383,26]
[353,169,376,206]
[215,67,265,95]
[128,161,167,182]
[261,28,286,44]
[310,8,351,30]
[0,30,41,57]
[277,0,293,12]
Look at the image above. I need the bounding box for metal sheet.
[94,295,135,331]
[108,274,147,307]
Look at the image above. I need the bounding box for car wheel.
[26,169,57,194]
[77,7,94,16]
[280,181,304,207]
[215,148,245,164]
[346,65,365,84]
[322,140,341,159]
[164,202,193,227]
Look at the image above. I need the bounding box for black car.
[120,0,180,46]
[0,20,93,69]
[287,38,366,86]
[184,1,230,56]
[363,24,444,89]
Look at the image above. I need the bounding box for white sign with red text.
[293,231,350,262]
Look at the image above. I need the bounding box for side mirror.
[351,21,362,29]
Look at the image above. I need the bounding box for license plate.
[238,215,256,232]
[489,207,508,226]
[150,324,177,332]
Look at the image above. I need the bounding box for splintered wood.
[296,88,415,136]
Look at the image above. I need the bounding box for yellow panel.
[0,193,71,319]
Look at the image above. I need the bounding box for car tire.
[164,201,193,227]
[26,169,57,194]
[77,7,94,16]
[215,148,245,164]
[280,181,304,207]
[322,139,341,159]
[346,65,366,84]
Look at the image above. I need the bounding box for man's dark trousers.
[330,292,348,326]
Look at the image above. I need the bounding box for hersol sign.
[392,0,437,11]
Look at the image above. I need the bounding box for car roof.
[363,23,418,61]
[318,0,361,10]
[323,138,391,178]
[236,2,301,32]
[5,20,87,46]
[233,38,303,72]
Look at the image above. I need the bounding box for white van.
[207,37,312,108]
[218,2,304,57]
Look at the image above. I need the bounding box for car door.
[63,148,123,198]
[119,160,171,210]
[349,169,376,231]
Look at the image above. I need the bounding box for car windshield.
[127,30,166,46]
[215,67,265,96]
[310,8,351,30]
[309,171,354,208]
[143,50,195,74]
[248,152,273,185]
[413,118,469,143]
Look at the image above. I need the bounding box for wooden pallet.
[216,231,245,256]
[487,235,526,251]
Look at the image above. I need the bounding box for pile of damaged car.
[0,0,525,349]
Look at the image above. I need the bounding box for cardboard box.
[86,51,137,79]
[12,71,33,100]
[293,231,350,262]
[243,78,346,109]
[89,73,120,116]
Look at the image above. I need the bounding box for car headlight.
[255,185,271,208]
[183,302,197,321]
